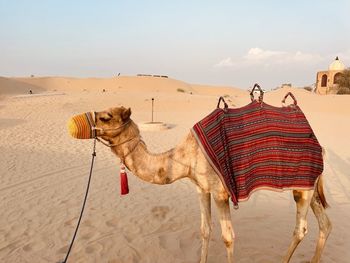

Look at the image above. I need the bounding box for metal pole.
[151,98,154,123]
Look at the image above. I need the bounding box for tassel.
[120,163,129,195]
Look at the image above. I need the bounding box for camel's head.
[94,107,132,140]
[67,106,132,141]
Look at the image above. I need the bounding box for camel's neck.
[111,122,192,185]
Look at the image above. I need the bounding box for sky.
[1,0,349,89]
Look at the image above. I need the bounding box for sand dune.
[0,76,349,262]
[0,77,46,96]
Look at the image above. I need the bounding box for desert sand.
[0,76,349,263]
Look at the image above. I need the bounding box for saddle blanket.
[192,99,323,206]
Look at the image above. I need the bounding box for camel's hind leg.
[213,194,235,263]
[196,187,212,263]
[310,180,332,263]
[283,190,313,263]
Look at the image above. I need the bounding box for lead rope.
[60,138,97,263]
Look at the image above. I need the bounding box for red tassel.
[120,164,129,195]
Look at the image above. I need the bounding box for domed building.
[315,57,346,94]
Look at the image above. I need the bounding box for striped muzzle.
[67,112,97,139]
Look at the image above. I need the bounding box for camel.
[93,106,332,263]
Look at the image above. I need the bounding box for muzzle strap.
[85,112,96,138]
[67,111,97,139]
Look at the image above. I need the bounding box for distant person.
[102,89,106,92]
[29,90,33,94]
[118,73,121,76]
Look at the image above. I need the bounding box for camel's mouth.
[67,112,96,139]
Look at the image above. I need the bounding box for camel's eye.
[99,117,109,122]
[99,113,112,122]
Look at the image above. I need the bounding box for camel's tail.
[316,147,329,209]
[316,175,329,209]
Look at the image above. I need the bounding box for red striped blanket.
[192,95,323,206]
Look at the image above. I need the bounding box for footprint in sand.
[64,218,76,227]
[105,217,119,228]
[80,231,98,241]
[22,240,46,252]
[151,206,170,220]
[57,245,69,254]
[85,243,103,254]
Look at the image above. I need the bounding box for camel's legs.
[213,195,235,263]
[283,190,313,263]
[310,190,332,263]
[197,187,212,263]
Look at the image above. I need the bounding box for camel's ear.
[121,107,131,121]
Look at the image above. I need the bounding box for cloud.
[214,57,234,68]
[212,48,349,89]
[244,47,286,61]
[214,48,323,69]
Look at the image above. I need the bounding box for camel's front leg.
[213,194,235,263]
[196,187,211,263]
